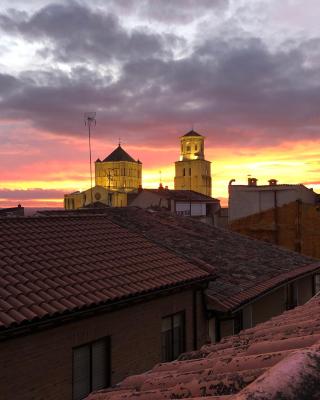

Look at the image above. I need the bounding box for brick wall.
[230,201,320,258]
[0,288,207,400]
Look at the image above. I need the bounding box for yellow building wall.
[180,136,205,161]
[64,192,85,210]
[64,186,128,209]
[95,161,142,192]
[174,159,211,196]
[112,192,128,207]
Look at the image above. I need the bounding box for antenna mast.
[84,112,96,205]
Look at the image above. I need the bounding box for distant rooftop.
[140,189,219,203]
[88,294,320,399]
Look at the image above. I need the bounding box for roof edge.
[0,276,211,341]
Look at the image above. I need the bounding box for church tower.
[174,130,211,196]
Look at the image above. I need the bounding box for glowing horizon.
[1,137,319,208]
[1,1,320,208]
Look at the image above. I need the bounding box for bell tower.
[174,130,212,196]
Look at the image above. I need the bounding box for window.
[314,274,320,295]
[183,168,185,176]
[73,337,111,400]
[195,145,198,151]
[161,312,185,362]
[286,282,298,310]
[186,146,191,152]
[189,168,191,176]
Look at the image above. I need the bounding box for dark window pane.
[161,313,185,362]
[73,345,90,400]
[315,274,320,294]
[92,339,108,391]
[161,317,172,362]
[173,313,184,359]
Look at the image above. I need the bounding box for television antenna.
[84,112,96,205]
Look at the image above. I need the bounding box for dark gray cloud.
[0,3,182,63]
[0,2,320,148]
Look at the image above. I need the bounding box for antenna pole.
[89,122,93,204]
[84,112,96,205]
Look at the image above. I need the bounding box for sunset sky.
[1,0,320,208]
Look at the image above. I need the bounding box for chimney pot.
[268,179,278,186]
[248,177,258,186]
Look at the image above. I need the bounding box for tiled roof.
[87,294,320,400]
[182,130,203,137]
[141,189,219,203]
[91,208,319,311]
[0,215,212,332]
[102,145,138,163]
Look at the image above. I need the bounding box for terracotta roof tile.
[88,295,320,400]
[81,208,319,311]
[0,215,212,332]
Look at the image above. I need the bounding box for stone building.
[174,130,212,196]
[95,144,142,191]
[64,144,141,210]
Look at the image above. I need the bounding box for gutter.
[222,265,320,315]
[0,276,210,342]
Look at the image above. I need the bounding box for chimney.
[158,183,164,190]
[138,185,143,192]
[165,185,169,190]
[248,177,258,186]
[268,179,278,186]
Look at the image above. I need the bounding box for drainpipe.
[273,190,279,245]
[193,289,198,350]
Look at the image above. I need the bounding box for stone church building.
[64,130,213,209]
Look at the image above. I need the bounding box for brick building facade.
[0,215,212,400]
[230,200,320,258]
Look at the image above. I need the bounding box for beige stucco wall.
[129,191,169,209]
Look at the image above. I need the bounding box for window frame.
[161,311,185,362]
[313,273,320,295]
[72,336,111,400]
